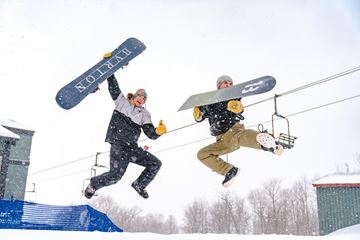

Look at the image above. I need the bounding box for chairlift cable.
[28,152,107,175]
[28,66,360,175]
[245,65,360,108]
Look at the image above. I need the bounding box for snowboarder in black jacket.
[193,75,284,188]
[85,74,167,199]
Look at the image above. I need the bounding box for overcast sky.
[1,0,360,220]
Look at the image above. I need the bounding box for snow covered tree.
[89,195,142,231]
[353,152,360,172]
[263,178,283,234]
[248,188,268,234]
[247,177,318,235]
[208,192,250,234]
[182,199,210,233]
[163,215,179,234]
[287,177,319,235]
[133,213,165,233]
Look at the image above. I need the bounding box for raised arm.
[107,74,121,100]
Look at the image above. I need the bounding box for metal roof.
[313,173,360,188]
[0,125,20,139]
[0,118,34,132]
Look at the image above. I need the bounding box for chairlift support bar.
[272,94,290,136]
[81,152,108,196]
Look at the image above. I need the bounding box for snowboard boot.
[84,184,96,199]
[131,181,149,199]
[256,132,284,156]
[222,167,240,188]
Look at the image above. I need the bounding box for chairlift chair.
[271,95,297,149]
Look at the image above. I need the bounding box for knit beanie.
[133,89,147,102]
[216,75,233,89]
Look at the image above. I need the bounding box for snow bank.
[1,225,360,240]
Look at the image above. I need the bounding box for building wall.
[316,187,360,235]
[0,139,12,199]
[4,161,30,200]
[4,128,33,200]
[8,130,33,161]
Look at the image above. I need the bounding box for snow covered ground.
[1,224,359,240]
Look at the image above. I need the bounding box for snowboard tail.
[56,38,146,110]
[178,76,276,111]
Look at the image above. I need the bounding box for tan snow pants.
[197,123,262,176]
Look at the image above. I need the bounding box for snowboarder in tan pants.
[193,75,284,188]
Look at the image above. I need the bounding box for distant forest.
[89,153,360,235]
[91,177,319,235]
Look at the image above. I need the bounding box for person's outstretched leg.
[197,125,243,187]
[131,147,162,199]
[85,144,129,199]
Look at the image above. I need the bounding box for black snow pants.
[90,143,162,190]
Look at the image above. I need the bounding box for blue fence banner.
[0,200,122,232]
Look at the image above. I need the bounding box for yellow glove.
[103,52,112,58]
[227,100,244,113]
[193,107,203,122]
[155,120,167,135]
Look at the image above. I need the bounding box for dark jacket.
[105,75,160,147]
[196,99,244,136]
